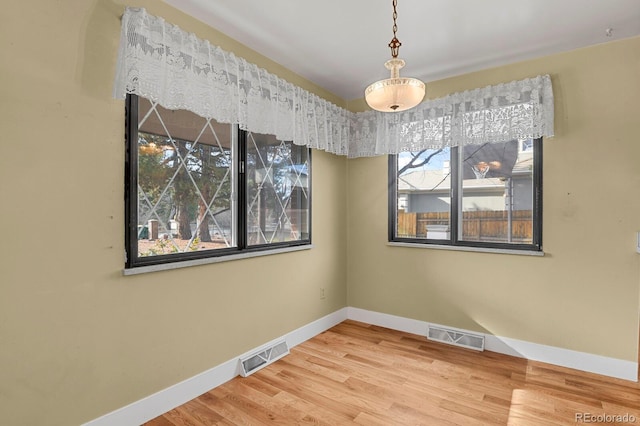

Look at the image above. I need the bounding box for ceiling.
[164,0,640,101]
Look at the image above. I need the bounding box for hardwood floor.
[145,320,640,425]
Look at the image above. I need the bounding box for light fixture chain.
[388,0,402,58]
[392,0,398,38]
[365,0,425,112]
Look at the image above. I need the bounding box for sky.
[397,148,450,172]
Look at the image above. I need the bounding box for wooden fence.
[397,210,533,243]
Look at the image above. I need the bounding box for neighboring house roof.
[211,208,232,229]
[398,152,533,194]
[398,171,505,194]
[512,155,533,174]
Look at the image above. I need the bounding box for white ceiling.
[164,0,640,101]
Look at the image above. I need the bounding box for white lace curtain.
[113,7,554,159]
[113,7,351,155]
[349,75,554,157]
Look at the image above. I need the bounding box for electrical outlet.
[320,287,326,300]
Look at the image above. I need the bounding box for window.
[520,139,534,153]
[389,139,542,251]
[125,95,311,269]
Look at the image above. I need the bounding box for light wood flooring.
[145,320,640,425]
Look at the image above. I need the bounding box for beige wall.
[0,1,347,425]
[347,37,640,361]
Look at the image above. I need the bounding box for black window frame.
[125,94,312,270]
[389,138,542,252]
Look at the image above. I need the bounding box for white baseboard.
[484,334,638,381]
[84,306,637,425]
[347,306,429,335]
[82,308,348,426]
[347,307,638,382]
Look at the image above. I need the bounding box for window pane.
[396,148,451,239]
[459,140,533,244]
[136,98,236,258]
[246,133,310,246]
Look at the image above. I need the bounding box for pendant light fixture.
[365,0,426,112]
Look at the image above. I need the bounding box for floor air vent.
[239,340,289,377]
[427,325,485,351]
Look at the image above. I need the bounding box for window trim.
[125,94,312,270]
[388,138,543,252]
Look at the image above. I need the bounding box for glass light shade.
[365,78,426,112]
[365,58,425,112]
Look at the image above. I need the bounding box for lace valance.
[349,75,554,158]
[113,7,554,159]
[113,7,351,156]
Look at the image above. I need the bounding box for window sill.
[387,242,544,257]
[123,244,313,275]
